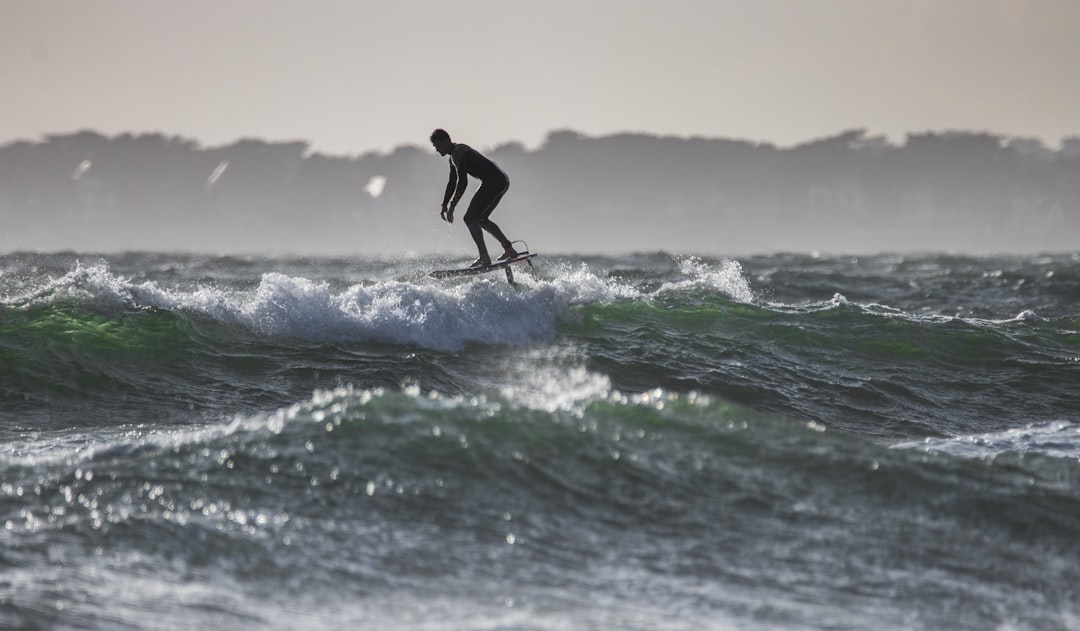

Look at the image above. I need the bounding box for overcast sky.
[3,0,1078,155]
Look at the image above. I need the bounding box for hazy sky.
[3,0,1078,155]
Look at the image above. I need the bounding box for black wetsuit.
[442,143,512,263]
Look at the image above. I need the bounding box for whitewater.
[1,251,1079,630]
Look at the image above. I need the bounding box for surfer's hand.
[440,206,454,223]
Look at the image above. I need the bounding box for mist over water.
[2,128,1078,255]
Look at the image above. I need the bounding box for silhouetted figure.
[430,128,518,267]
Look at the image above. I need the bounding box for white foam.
[534,260,640,303]
[8,260,136,308]
[188,273,570,351]
[15,257,756,351]
[895,421,1080,460]
[659,256,756,303]
[25,262,565,351]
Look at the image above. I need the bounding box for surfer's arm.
[444,156,470,204]
[442,163,456,209]
[451,175,467,208]
[440,159,462,222]
[440,171,453,208]
[448,147,470,208]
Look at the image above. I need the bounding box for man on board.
[430,128,519,267]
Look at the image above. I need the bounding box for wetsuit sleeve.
[447,146,470,208]
[441,158,457,208]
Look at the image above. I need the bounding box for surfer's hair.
[430,129,451,144]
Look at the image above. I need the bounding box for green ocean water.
[1,251,1079,630]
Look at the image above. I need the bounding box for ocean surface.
[1,250,1079,630]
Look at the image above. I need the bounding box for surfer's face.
[432,139,452,156]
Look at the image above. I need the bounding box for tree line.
[1,128,1077,254]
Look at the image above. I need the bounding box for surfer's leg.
[465,220,490,266]
[471,179,514,256]
[464,179,513,263]
[480,214,511,251]
[464,185,498,265]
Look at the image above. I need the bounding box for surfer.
[430,129,519,268]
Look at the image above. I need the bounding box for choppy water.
[2,251,1079,630]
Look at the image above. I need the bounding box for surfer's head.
[430,129,453,156]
